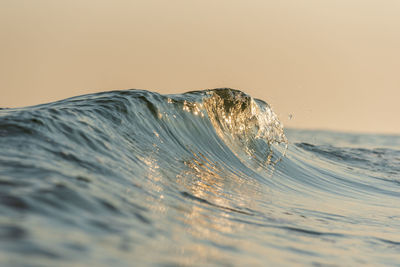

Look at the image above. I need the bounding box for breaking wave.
[0,88,399,266]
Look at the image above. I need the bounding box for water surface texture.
[1,89,400,266]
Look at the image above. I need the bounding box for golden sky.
[1,0,399,134]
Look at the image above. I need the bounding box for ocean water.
[0,88,399,266]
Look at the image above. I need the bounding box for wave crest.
[202,89,287,146]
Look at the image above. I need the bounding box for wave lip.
[202,88,287,145]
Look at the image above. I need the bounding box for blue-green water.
[1,89,399,266]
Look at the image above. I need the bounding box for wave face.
[1,89,400,266]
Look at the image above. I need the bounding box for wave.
[0,88,287,184]
[1,88,399,266]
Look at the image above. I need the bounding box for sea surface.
[0,89,399,266]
